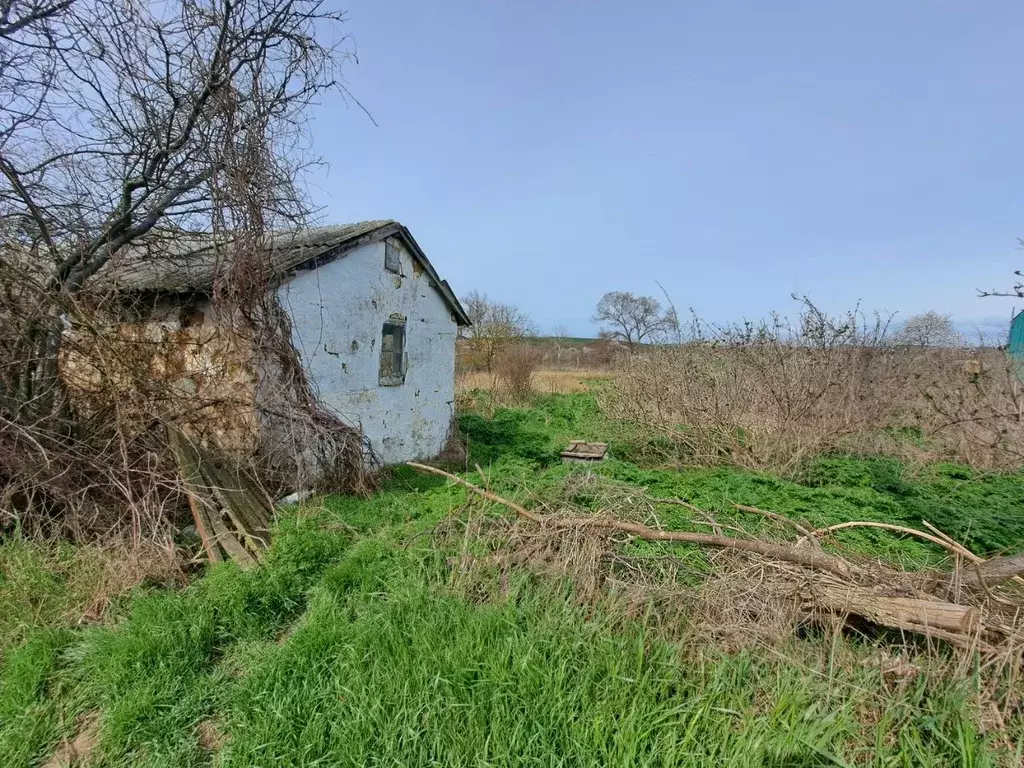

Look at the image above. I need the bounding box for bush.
[600,299,1024,472]
[493,344,541,402]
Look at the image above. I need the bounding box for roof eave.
[392,225,471,326]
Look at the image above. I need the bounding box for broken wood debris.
[561,441,608,463]
[168,425,275,567]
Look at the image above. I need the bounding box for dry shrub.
[922,359,1024,468]
[493,344,542,402]
[0,535,186,646]
[61,539,187,623]
[533,337,619,370]
[600,299,1024,472]
[456,337,619,374]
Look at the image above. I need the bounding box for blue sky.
[308,1,1023,339]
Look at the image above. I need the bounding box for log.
[963,551,1024,588]
[812,582,980,636]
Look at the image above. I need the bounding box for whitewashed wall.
[277,238,459,464]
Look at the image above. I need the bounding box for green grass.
[5,527,1004,767]
[459,394,1024,560]
[0,628,81,766]
[223,576,996,767]
[1,392,1022,766]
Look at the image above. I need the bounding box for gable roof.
[99,220,469,325]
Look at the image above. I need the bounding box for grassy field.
[457,368,611,395]
[2,392,1023,766]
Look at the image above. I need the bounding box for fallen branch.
[809,521,966,558]
[963,551,1024,588]
[645,496,726,536]
[920,520,1024,590]
[921,520,978,560]
[408,463,857,579]
[407,463,1022,649]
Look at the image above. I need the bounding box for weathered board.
[167,424,274,567]
[561,441,609,463]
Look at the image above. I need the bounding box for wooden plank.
[199,460,271,549]
[183,486,223,564]
[207,508,256,569]
[167,426,223,563]
[167,424,269,564]
[560,441,608,461]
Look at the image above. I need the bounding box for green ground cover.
[1,393,1022,766]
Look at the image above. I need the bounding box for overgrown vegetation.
[602,299,1024,472]
[2,392,1023,766]
[0,0,365,541]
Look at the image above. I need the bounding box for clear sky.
[308,1,1024,339]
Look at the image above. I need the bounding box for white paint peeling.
[278,239,458,464]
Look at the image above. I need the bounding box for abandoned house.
[83,220,470,468]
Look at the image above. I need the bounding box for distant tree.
[896,312,962,347]
[593,291,678,346]
[550,325,571,341]
[460,291,535,371]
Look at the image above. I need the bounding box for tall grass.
[224,578,1001,768]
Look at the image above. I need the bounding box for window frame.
[379,315,407,386]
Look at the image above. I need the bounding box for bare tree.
[0,0,364,538]
[895,312,962,348]
[0,0,350,424]
[460,291,534,372]
[593,291,678,347]
[550,324,571,341]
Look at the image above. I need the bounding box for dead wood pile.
[408,463,1024,653]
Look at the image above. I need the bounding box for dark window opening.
[384,241,401,273]
[379,317,406,385]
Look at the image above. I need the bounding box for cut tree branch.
[407,462,858,579]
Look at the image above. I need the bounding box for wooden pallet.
[561,441,608,463]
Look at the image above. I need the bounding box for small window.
[379,317,406,385]
[384,241,401,273]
